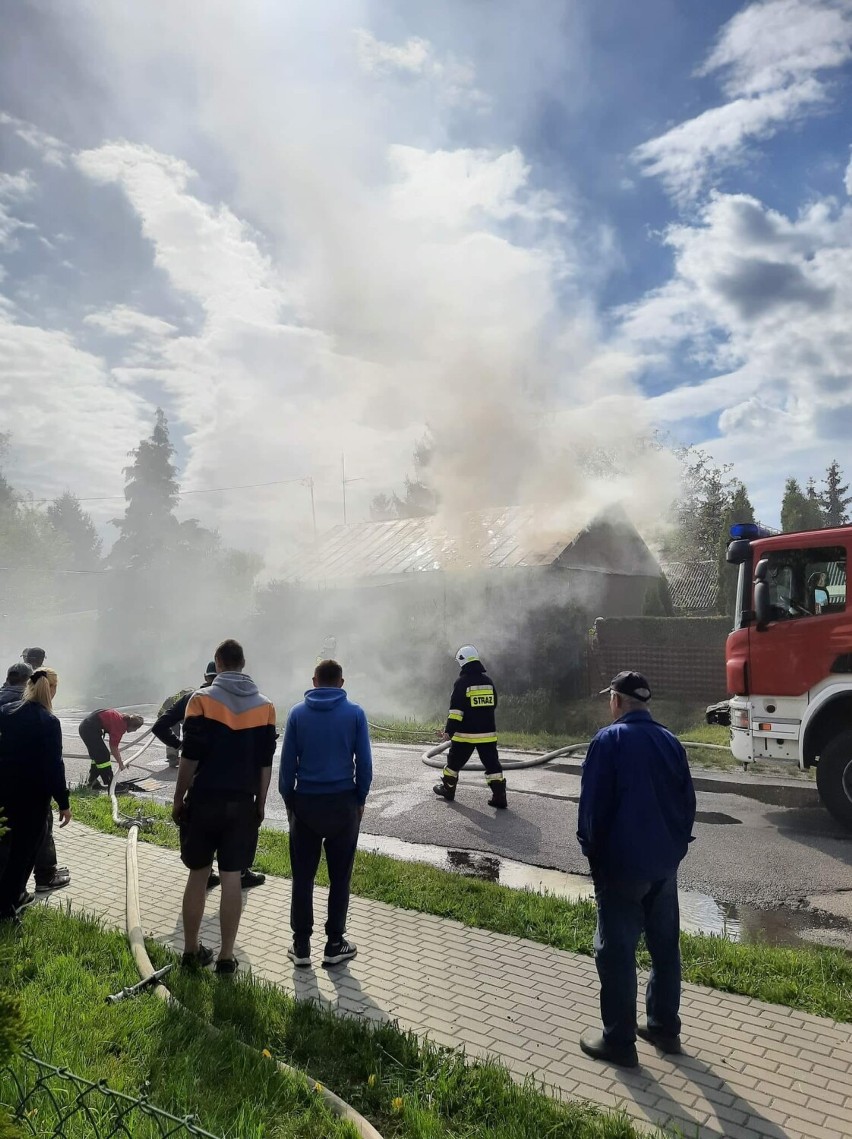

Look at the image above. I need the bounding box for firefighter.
[153,662,217,767]
[433,645,507,809]
[80,710,145,789]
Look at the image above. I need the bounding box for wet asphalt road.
[57,713,852,911]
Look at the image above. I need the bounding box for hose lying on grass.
[123,827,385,1139]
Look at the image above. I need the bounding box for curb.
[124,827,384,1139]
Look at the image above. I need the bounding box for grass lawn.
[72,795,852,1023]
[3,907,644,1139]
[0,908,351,1138]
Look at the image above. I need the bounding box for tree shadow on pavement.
[612,1050,790,1139]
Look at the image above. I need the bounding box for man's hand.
[438,731,450,742]
[117,759,126,772]
[172,797,185,825]
[58,808,71,828]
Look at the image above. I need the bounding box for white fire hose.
[421,737,728,772]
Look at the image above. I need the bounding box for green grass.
[72,794,852,1023]
[0,907,352,1138]
[148,941,643,1139]
[4,907,644,1139]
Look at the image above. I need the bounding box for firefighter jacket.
[444,661,498,744]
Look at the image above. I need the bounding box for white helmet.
[455,644,480,666]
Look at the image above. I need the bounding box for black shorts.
[179,794,259,873]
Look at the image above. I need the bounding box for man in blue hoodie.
[577,671,695,1068]
[280,658,372,969]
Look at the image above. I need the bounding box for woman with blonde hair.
[0,668,71,922]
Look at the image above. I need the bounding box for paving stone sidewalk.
[36,823,852,1139]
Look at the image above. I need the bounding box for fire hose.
[421,737,729,771]
[123,827,384,1139]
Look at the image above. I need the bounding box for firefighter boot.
[487,777,508,810]
[433,770,457,801]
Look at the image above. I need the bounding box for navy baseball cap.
[600,671,652,702]
[205,660,217,678]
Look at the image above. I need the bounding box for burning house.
[261,505,661,713]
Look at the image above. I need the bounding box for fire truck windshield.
[764,545,846,621]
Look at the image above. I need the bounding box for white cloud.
[83,304,177,339]
[845,147,852,194]
[0,311,148,511]
[0,169,36,249]
[353,28,488,109]
[620,188,852,521]
[635,0,852,201]
[0,112,68,167]
[698,0,852,97]
[633,80,826,202]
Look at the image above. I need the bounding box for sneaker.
[214,957,239,975]
[206,871,221,889]
[322,938,357,967]
[637,1021,683,1055]
[579,1031,638,1069]
[181,944,215,969]
[35,867,70,894]
[287,939,311,968]
[16,892,35,911]
[240,869,266,889]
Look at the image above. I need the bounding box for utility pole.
[302,477,317,540]
[341,453,364,525]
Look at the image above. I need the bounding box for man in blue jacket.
[577,671,695,1068]
[280,658,372,969]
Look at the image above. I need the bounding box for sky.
[0,0,850,560]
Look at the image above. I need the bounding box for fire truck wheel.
[816,730,852,830]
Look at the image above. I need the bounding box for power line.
[26,476,310,506]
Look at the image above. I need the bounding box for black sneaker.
[637,1021,683,1055]
[214,957,239,976]
[287,939,311,968]
[241,869,266,889]
[181,944,214,969]
[322,938,357,967]
[206,871,221,889]
[35,867,70,893]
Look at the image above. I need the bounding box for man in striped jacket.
[433,645,507,809]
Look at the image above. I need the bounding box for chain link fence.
[1,1046,224,1138]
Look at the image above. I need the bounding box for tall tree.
[47,493,103,568]
[717,482,755,617]
[781,477,823,532]
[819,460,851,528]
[110,408,180,566]
[370,430,438,521]
[663,449,737,563]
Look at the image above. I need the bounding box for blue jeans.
[593,874,681,1047]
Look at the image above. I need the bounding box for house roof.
[282,505,659,585]
[660,560,717,612]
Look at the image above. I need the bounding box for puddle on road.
[358,832,852,951]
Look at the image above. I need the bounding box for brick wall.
[590,616,730,703]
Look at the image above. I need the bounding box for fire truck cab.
[722,523,852,826]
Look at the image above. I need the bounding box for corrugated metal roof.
[661,560,718,613]
[284,507,610,585]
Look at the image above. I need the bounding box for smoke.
[0,1,678,712]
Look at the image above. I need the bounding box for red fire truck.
[713,523,851,826]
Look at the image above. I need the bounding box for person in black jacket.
[433,645,507,809]
[0,668,71,923]
[153,662,218,767]
[153,660,266,893]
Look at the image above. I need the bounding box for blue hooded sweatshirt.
[279,688,372,806]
